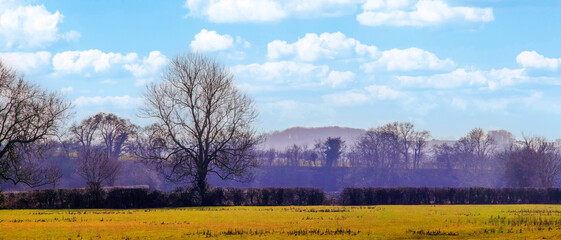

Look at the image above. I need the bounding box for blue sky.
[1,0,561,140]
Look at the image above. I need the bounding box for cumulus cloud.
[186,0,286,23]
[0,51,51,72]
[516,51,561,71]
[123,51,167,78]
[231,61,329,85]
[123,51,168,86]
[190,29,234,52]
[396,68,526,90]
[74,95,143,109]
[52,49,138,74]
[0,3,80,49]
[361,47,455,71]
[357,0,494,27]
[267,32,377,61]
[322,71,355,88]
[185,0,361,23]
[268,32,450,72]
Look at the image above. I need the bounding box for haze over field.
[0,1,560,140]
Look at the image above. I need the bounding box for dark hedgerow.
[339,187,561,205]
[3,187,561,209]
[0,187,327,209]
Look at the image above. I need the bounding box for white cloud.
[472,92,542,112]
[323,84,404,107]
[100,79,117,85]
[60,86,73,94]
[322,71,355,88]
[52,49,138,74]
[186,0,286,23]
[268,33,450,73]
[323,91,370,106]
[267,32,377,61]
[262,99,334,120]
[236,83,275,93]
[61,30,81,42]
[396,68,526,90]
[282,0,361,17]
[185,0,361,23]
[235,36,251,48]
[0,51,51,72]
[320,83,438,114]
[357,0,494,27]
[451,97,467,110]
[516,51,561,71]
[365,84,402,99]
[190,29,234,52]
[361,47,454,71]
[0,3,79,49]
[123,51,168,86]
[231,61,329,85]
[74,95,143,109]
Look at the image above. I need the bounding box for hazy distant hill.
[260,126,366,150]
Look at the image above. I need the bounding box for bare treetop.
[0,60,71,187]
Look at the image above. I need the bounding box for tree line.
[0,54,259,205]
[257,125,561,188]
[2,53,561,207]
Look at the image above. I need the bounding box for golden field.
[1,205,561,239]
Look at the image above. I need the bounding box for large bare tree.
[136,54,259,204]
[0,60,71,187]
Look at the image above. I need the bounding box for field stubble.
[2,205,561,239]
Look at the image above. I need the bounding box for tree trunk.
[195,170,208,205]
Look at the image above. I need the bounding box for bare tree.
[502,136,561,187]
[0,60,71,187]
[285,144,301,166]
[69,112,136,186]
[523,136,561,187]
[135,54,259,204]
[351,128,400,169]
[433,143,455,170]
[397,122,415,168]
[98,113,138,157]
[412,130,430,169]
[262,148,276,166]
[456,128,494,169]
[77,146,122,187]
[377,122,420,168]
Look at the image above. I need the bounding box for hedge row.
[340,187,561,205]
[0,187,327,209]
[4,187,561,209]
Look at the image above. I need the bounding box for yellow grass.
[2,205,561,239]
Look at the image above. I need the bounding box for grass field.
[2,205,561,239]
